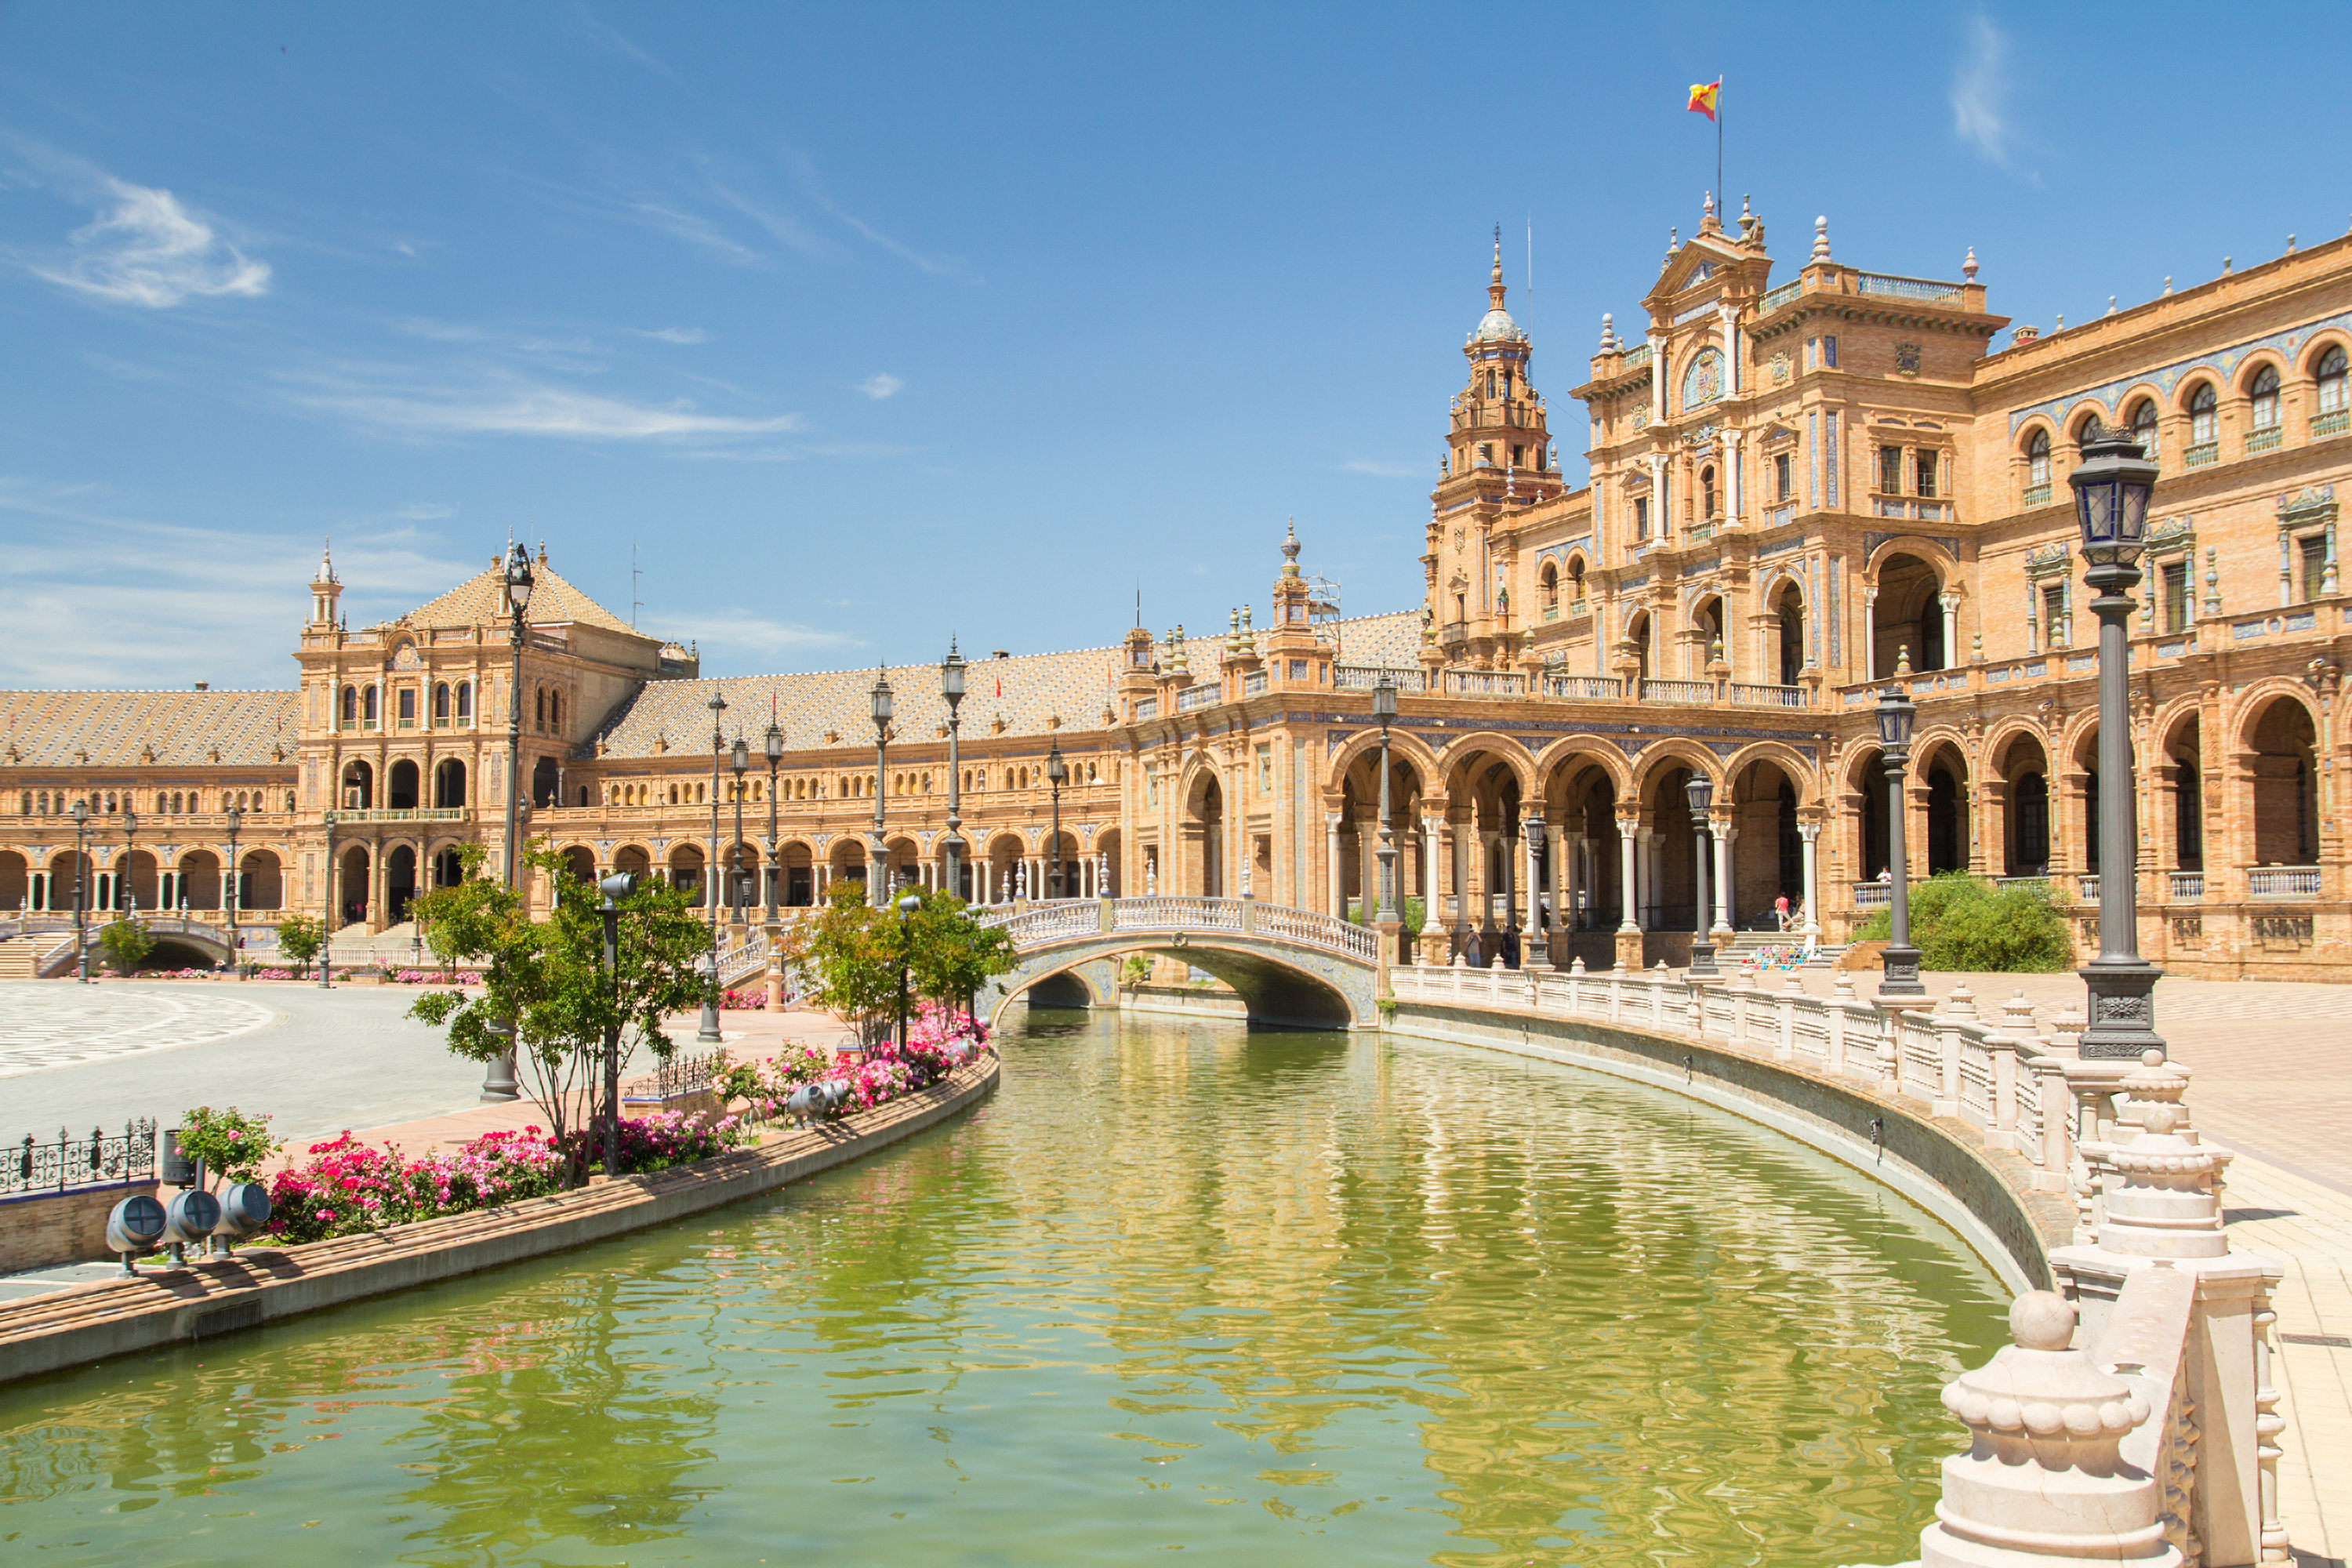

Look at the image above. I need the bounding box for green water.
[0,1013,2005,1566]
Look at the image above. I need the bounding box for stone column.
[368,839,387,932]
[1940,592,1958,670]
[1798,822,1821,936]
[1862,585,1878,681]
[1450,815,1472,953]
[1712,818,1735,935]
[1617,813,1640,934]
[1325,812,1343,917]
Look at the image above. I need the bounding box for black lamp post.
[869,670,893,907]
[895,891,920,1051]
[1372,676,1398,932]
[319,811,335,989]
[729,735,750,927]
[220,805,238,966]
[71,799,89,984]
[1875,681,1925,998]
[941,641,967,901]
[2069,421,2165,1058]
[597,871,639,1176]
[483,540,534,1102]
[764,717,783,925]
[699,689,728,1044]
[1684,773,1719,978]
[1045,742,1068,898]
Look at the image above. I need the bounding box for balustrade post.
[1777,975,1798,1060]
[1826,973,1849,1076]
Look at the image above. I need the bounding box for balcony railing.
[1443,670,1526,697]
[1851,882,1891,909]
[1440,620,1469,644]
[1242,671,1268,696]
[2077,874,2102,902]
[2245,425,2283,455]
[1639,677,1715,705]
[2185,441,2219,468]
[2169,871,2205,901]
[1174,684,1220,713]
[1853,270,1965,303]
[1334,666,1427,693]
[2314,408,2350,438]
[2022,482,2053,507]
[1544,674,1624,700]
[1134,697,1158,720]
[1728,682,1807,708]
[2249,866,2321,898]
[1758,279,1802,314]
[325,808,468,824]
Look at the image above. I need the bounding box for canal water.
[0,1011,2006,1566]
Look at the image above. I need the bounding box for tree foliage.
[97,916,154,972]
[779,882,1014,1040]
[1854,873,2072,973]
[274,913,326,976]
[408,842,714,1172]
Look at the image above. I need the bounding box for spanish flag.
[1687,78,1720,121]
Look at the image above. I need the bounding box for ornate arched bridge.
[11,915,242,977]
[975,897,1383,1030]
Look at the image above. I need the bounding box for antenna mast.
[630,542,643,630]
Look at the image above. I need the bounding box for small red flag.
[1687,78,1720,121]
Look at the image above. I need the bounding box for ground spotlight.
[212,1181,273,1254]
[163,1188,221,1265]
[105,1193,167,1275]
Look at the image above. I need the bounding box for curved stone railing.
[1386,958,2292,1564]
[977,898,1381,966]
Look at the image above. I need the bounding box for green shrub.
[98,917,154,973]
[1853,873,2071,972]
[1402,896,1425,938]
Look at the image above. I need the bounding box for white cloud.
[1344,459,1424,479]
[27,176,270,308]
[642,608,857,659]
[287,371,804,442]
[630,325,710,344]
[1951,14,2028,172]
[858,373,904,401]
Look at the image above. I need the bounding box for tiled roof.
[0,690,301,770]
[403,561,638,637]
[593,610,1422,760]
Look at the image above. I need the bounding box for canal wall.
[1385,997,2062,1296]
[0,1056,1000,1388]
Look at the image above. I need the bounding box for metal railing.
[653,1051,724,1099]
[5,1120,157,1197]
[2249,866,2321,898]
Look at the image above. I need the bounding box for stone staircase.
[328,920,431,967]
[0,938,38,979]
[1720,929,1844,971]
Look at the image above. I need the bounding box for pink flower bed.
[267,1126,564,1244]
[718,1006,991,1123]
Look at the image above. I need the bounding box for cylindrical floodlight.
[599,871,640,901]
[213,1181,273,1250]
[160,1129,196,1187]
[107,1193,168,1267]
[164,1188,222,1248]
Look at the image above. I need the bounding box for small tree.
[98,916,154,974]
[780,883,1014,1040]
[408,844,712,1178]
[1853,873,2071,973]
[276,913,326,979]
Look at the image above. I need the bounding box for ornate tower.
[309,541,342,629]
[1425,232,1556,669]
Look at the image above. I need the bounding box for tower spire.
[1489,223,1507,312]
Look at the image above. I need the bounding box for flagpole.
[1717,78,1724,210]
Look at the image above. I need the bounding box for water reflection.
[0,1011,2003,1565]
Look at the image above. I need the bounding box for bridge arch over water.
[978,898,1381,1031]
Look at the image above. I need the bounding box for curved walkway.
[0,982,275,1078]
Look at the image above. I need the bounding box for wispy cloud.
[1951,14,2031,175]
[629,325,710,344]
[287,369,805,442]
[643,608,858,660]
[390,502,459,521]
[1344,459,1424,479]
[15,158,270,307]
[858,373,904,401]
[573,9,681,84]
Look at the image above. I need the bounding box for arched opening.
[1691,594,1724,676]
[1922,745,1969,877]
[670,844,707,904]
[1547,760,1622,949]
[1773,583,1806,686]
[782,841,815,906]
[340,760,374,811]
[2187,381,2219,449]
[829,837,869,900]
[1095,826,1123,899]
[1638,761,1706,938]
[1873,553,1946,676]
[532,757,560,808]
[433,683,450,723]
[613,844,652,884]
[2125,396,2159,462]
[1994,733,2053,877]
[1626,612,1652,683]
[560,846,597,891]
[434,758,467,808]
[337,846,369,928]
[118,850,158,913]
[1338,748,1426,944]
[387,759,419,811]
[0,851,26,913]
[2165,717,2205,873]
[387,844,417,925]
[984,832,1025,903]
[1855,751,1889,881]
[1539,560,1559,614]
[433,847,466,888]
[1729,759,1803,929]
[239,849,282,911]
[363,685,379,728]
[178,849,222,912]
[2248,697,2320,866]
[1185,771,1224,897]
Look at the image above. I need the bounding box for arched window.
[2250,365,2281,430]
[2318,346,2349,418]
[2026,428,2051,491]
[1569,557,1586,602]
[433,683,449,722]
[2126,397,2158,459]
[362,685,379,726]
[1539,561,1559,608]
[456,681,473,723]
[550,692,562,731]
[1700,465,1718,518]
[2188,382,2218,446]
[340,685,357,727]
[2073,414,2103,453]
[534,688,546,727]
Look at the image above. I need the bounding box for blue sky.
[4,2,2346,691]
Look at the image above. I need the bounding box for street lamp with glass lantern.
[1371,676,1399,938]
[1875,681,1926,998]
[71,799,89,983]
[2069,421,2165,1058]
[940,641,967,901]
[481,540,534,1102]
[764,717,783,925]
[697,689,728,1044]
[1045,742,1068,898]
[121,807,139,924]
[1684,773,1719,978]
[895,891,921,1051]
[869,670,893,906]
[729,735,750,925]
[221,805,239,971]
